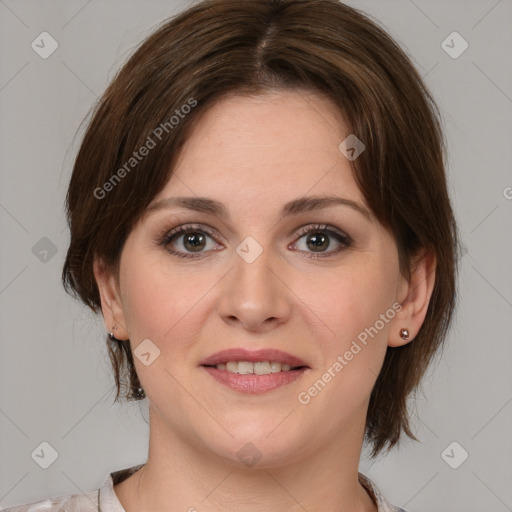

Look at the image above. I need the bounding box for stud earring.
[109,326,120,341]
[399,328,409,341]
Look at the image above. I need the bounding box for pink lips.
[200,348,310,394]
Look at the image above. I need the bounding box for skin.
[94,90,435,512]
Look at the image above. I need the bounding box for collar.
[99,465,405,512]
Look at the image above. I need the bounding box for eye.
[158,224,222,259]
[291,224,352,259]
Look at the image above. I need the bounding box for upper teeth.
[215,361,293,374]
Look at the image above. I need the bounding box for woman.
[5,0,458,510]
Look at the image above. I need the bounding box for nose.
[217,242,292,333]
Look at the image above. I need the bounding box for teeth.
[270,362,281,373]
[254,361,271,375]
[226,361,238,373]
[215,361,297,374]
[237,361,253,374]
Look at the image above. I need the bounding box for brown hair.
[62,0,459,457]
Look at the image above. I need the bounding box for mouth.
[199,348,310,394]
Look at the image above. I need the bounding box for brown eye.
[292,224,352,259]
[304,232,330,252]
[180,231,207,252]
[159,224,221,259]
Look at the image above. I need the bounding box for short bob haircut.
[62,0,459,458]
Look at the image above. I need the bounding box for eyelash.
[157,223,352,260]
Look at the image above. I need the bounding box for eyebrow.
[144,195,372,222]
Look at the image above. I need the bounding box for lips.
[199,348,309,368]
[200,348,310,394]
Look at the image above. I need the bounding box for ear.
[93,258,130,340]
[388,249,436,347]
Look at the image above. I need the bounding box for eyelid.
[293,223,352,243]
[161,222,350,242]
[164,223,220,240]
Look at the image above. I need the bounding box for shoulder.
[1,464,144,512]
[358,472,409,512]
[0,489,99,511]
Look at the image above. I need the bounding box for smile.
[200,348,310,393]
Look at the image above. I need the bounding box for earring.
[399,328,410,341]
[109,326,120,341]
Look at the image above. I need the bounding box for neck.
[114,404,377,512]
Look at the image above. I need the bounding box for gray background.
[0,0,511,510]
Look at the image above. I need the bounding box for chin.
[213,440,304,470]
[198,419,310,469]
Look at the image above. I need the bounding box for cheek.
[297,256,398,351]
[119,245,192,337]
[293,266,396,423]
[119,264,169,340]
[117,248,204,403]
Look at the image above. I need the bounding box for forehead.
[154,90,366,214]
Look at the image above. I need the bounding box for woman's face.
[100,90,411,466]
